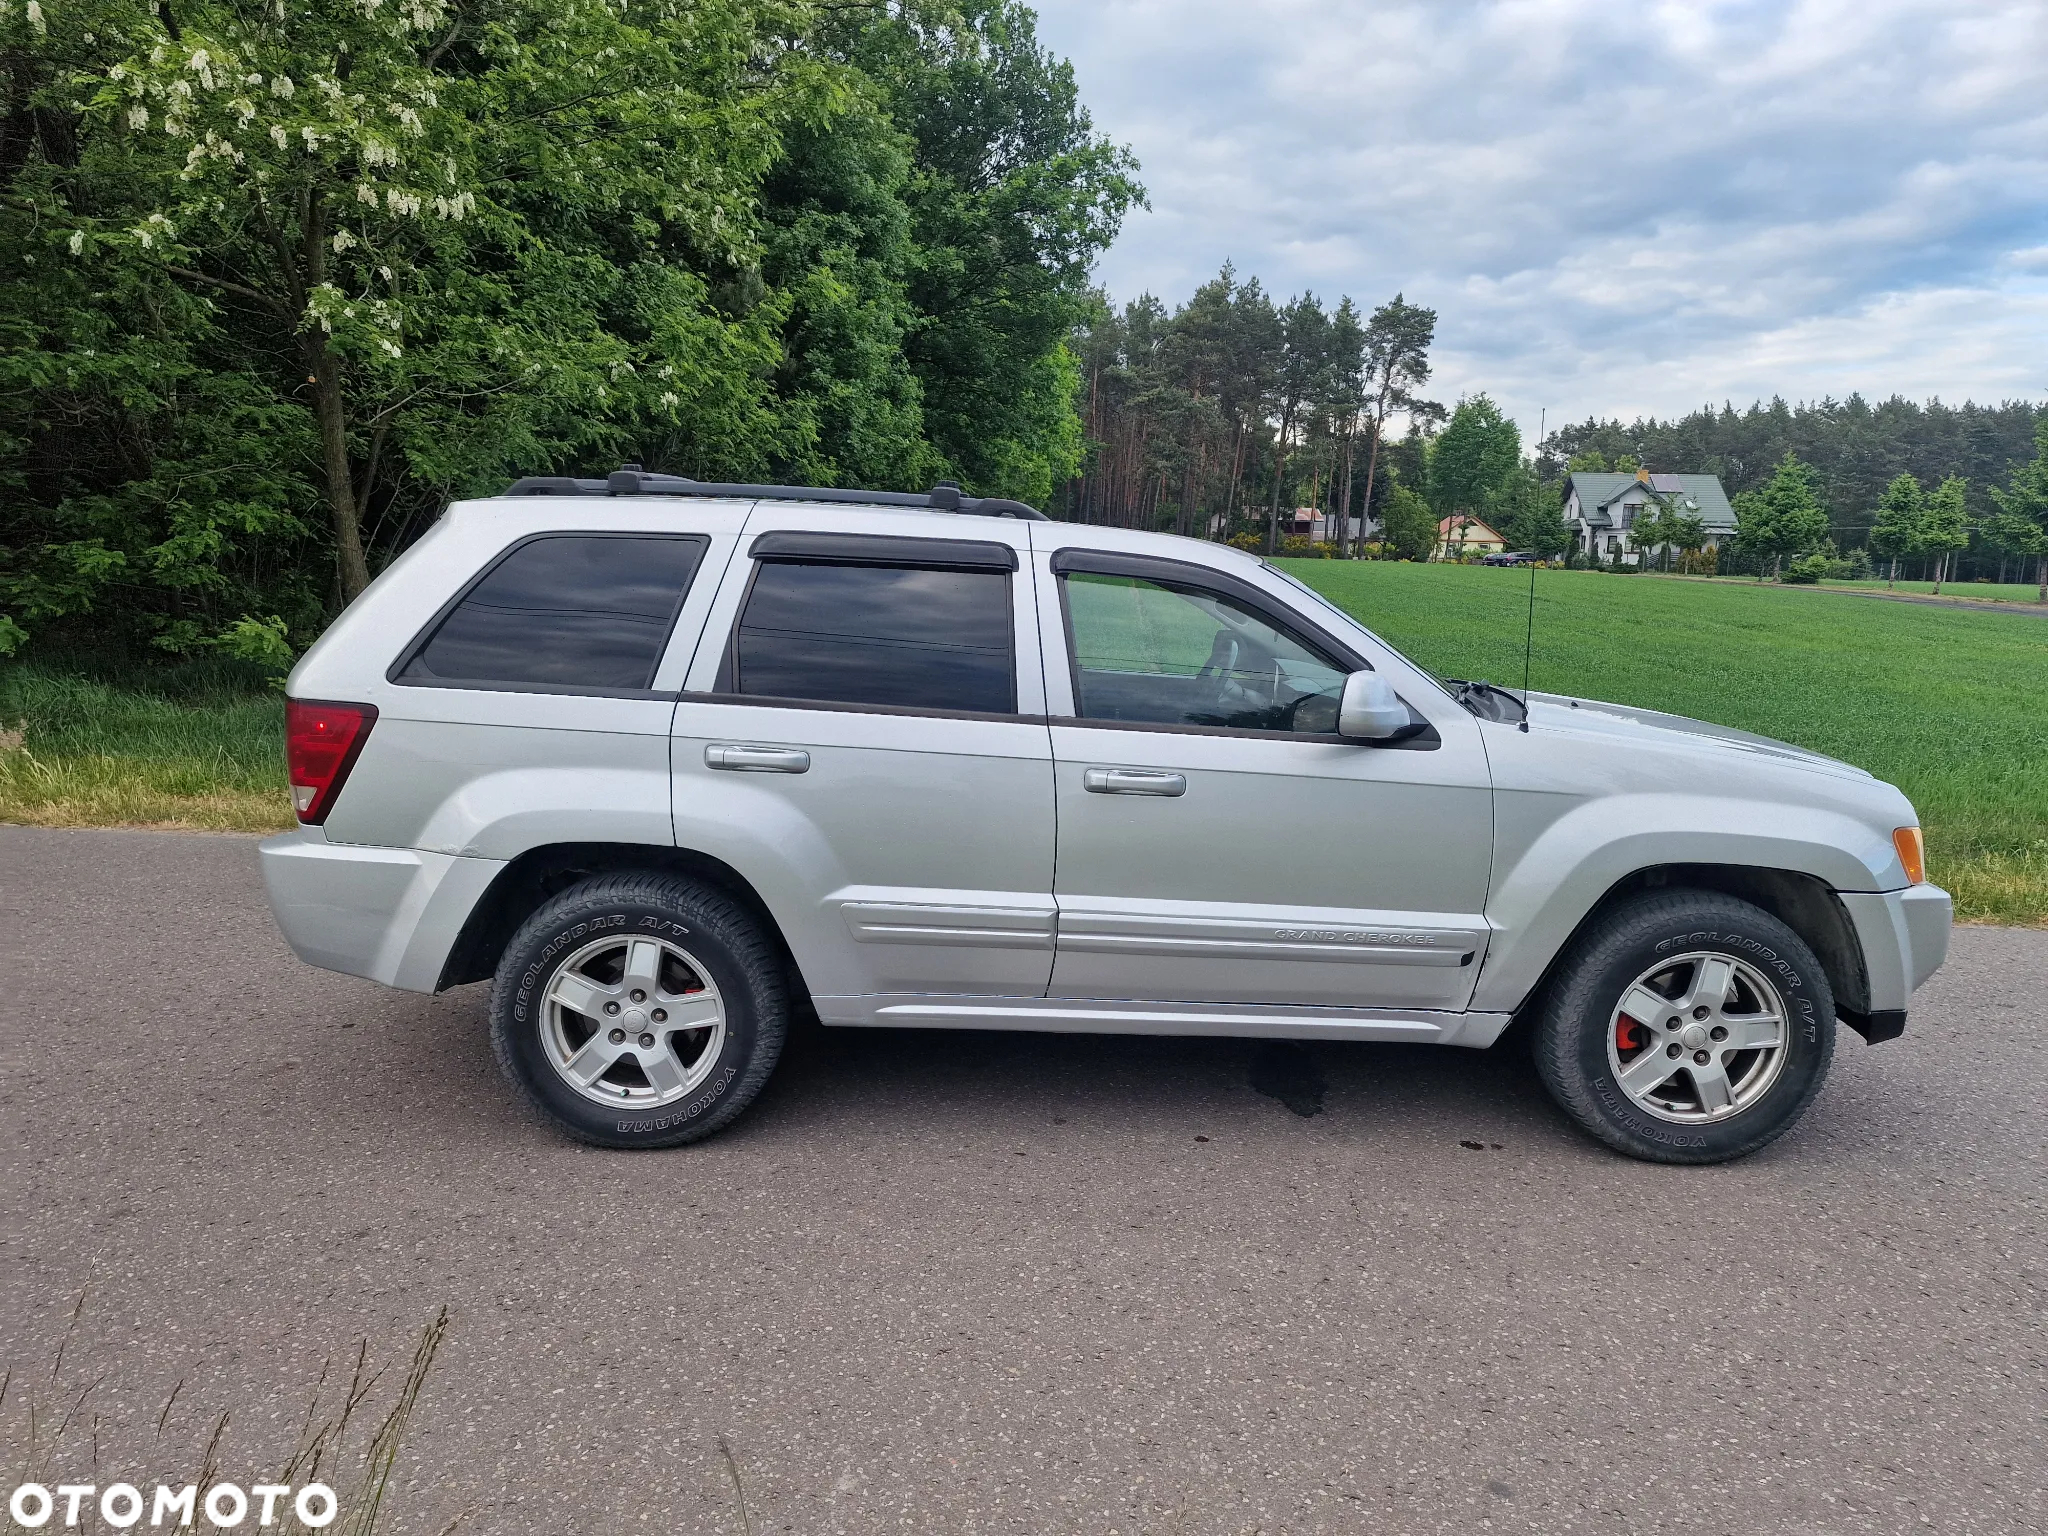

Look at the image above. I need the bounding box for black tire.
[489,873,787,1148]
[1533,889,1835,1164]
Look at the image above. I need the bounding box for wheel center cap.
[1680,1023,1710,1050]
[622,1008,649,1031]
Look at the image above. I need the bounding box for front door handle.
[706,743,811,773]
[1082,766,1186,797]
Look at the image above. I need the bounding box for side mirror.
[1338,670,1408,740]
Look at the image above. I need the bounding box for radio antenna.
[1519,555,1536,732]
[1518,407,1549,734]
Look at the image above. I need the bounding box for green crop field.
[1280,561,2048,925]
[4,563,2044,923]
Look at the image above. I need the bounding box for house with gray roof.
[1564,471,1736,562]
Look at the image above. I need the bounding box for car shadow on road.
[353,981,1923,1175]
[739,1010,1574,1148]
[374,981,1571,1153]
[368,978,1613,1163]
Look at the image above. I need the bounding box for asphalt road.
[2,827,2042,1535]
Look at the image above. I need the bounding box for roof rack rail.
[504,476,610,495]
[502,466,1047,520]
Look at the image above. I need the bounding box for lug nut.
[1710,1025,1728,1042]
[638,1033,655,1048]
[1667,1017,1681,1030]
[651,1008,667,1022]
[1694,1050,1711,1065]
[604,1001,620,1015]
[608,1027,626,1044]
[1667,1042,1682,1058]
[630,989,647,1003]
[1693,1005,1711,1020]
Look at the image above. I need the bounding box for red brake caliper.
[1616,1014,1643,1053]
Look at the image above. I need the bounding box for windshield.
[1259,562,1457,703]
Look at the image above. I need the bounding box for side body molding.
[842,902,1056,950]
[840,994,1514,1047]
[1053,910,1481,967]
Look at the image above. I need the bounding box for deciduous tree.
[1629,487,1707,573]
[1918,474,1971,594]
[85,0,820,601]
[1867,473,1925,588]
[0,0,1140,656]
[1731,452,1828,580]
[1378,477,1435,560]
[1988,417,2048,601]
[821,0,1141,506]
[1627,493,1674,572]
[1428,394,1519,525]
[1670,510,1709,570]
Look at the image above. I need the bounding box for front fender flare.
[1472,793,1897,1015]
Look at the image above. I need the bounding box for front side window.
[731,561,1016,714]
[1063,572,1349,733]
[400,534,705,691]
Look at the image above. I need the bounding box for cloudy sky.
[1028,0,2048,444]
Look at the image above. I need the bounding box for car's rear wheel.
[490,873,787,1148]
[1533,890,1835,1163]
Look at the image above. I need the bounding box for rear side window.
[730,561,1015,713]
[399,534,706,691]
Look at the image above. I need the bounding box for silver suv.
[262,470,1951,1163]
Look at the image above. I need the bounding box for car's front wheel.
[490,873,787,1148]
[1533,890,1835,1163]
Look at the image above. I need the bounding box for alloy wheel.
[1606,951,1789,1123]
[540,934,726,1109]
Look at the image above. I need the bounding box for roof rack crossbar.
[501,467,1046,520]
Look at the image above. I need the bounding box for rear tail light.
[1892,826,1926,886]
[285,698,378,824]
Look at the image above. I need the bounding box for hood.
[1521,691,1871,780]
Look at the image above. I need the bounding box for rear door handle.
[705,743,811,773]
[1082,766,1186,797]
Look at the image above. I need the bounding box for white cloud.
[1032,0,2048,436]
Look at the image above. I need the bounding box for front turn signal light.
[1892,826,1926,886]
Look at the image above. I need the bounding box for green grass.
[0,657,290,831]
[1280,560,2048,925]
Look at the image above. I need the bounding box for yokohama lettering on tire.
[1533,889,1836,1164]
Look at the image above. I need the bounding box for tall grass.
[0,659,289,831]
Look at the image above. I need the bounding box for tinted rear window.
[401,534,706,691]
[731,561,1015,713]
